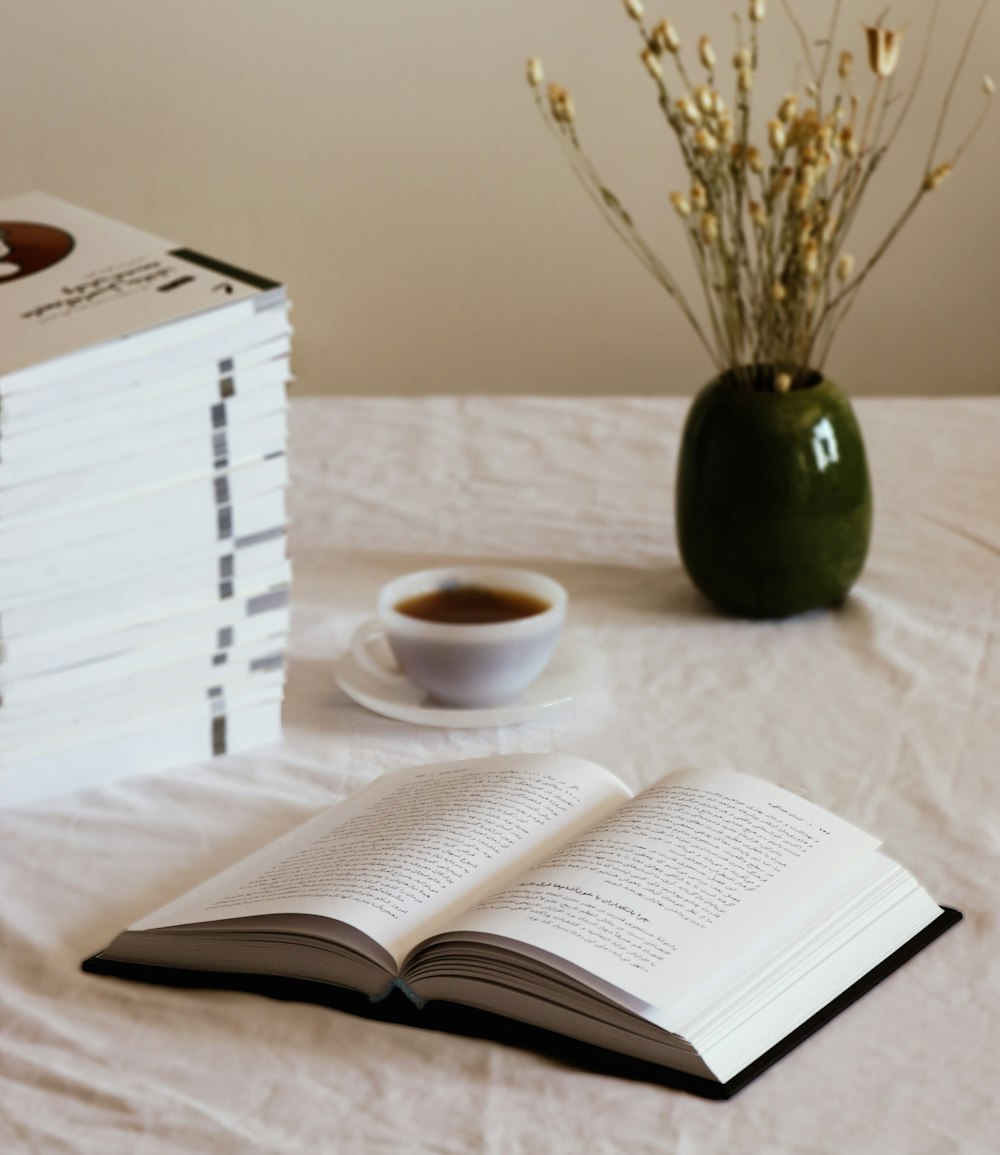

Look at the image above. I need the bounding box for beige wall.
[2,0,997,397]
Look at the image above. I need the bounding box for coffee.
[394,586,551,625]
[355,566,567,707]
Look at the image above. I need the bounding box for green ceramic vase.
[675,368,872,618]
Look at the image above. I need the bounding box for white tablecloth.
[2,395,999,1154]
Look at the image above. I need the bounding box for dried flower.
[836,254,855,282]
[864,23,904,79]
[790,109,820,149]
[768,118,787,152]
[839,125,860,159]
[924,163,952,190]
[641,48,663,81]
[651,20,680,55]
[528,0,993,389]
[670,191,692,218]
[547,83,575,124]
[696,85,716,115]
[694,128,719,156]
[791,182,811,213]
[778,94,799,123]
[677,97,702,125]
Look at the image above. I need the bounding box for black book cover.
[81,906,961,1100]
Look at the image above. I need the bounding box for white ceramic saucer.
[335,635,604,728]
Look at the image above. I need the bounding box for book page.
[438,768,880,1013]
[129,753,631,966]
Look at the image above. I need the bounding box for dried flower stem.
[925,0,992,167]
[533,86,720,365]
[779,0,820,90]
[882,0,940,152]
[817,0,845,90]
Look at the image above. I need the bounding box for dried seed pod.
[791,182,811,213]
[677,97,702,125]
[924,163,952,190]
[526,57,544,88]
[839,125,860,159]
[651,20,680,54]
[836,254,855,281]
[864,23,904,79]
[696,85,716,114]
[670,191,692,217]
[641,48,663,81]
[778,94,799,123]
[547,83,575,124]
[769,118,787,151]
[694,128,719,156]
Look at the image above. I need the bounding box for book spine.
[370,978,429,1011]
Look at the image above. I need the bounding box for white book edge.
[0,698,284,808]
[1,407,288,520]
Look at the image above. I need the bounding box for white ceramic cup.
[350,566,567,708]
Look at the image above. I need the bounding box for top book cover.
[0,192,285,388]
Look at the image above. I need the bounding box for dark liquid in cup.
[394,586,551,625]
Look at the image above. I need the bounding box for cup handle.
[350,618,408,685]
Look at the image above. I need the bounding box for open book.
[83,753,959,1097]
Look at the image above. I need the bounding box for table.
[3,395,999,1154]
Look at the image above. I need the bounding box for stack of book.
[0,192,293,806]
